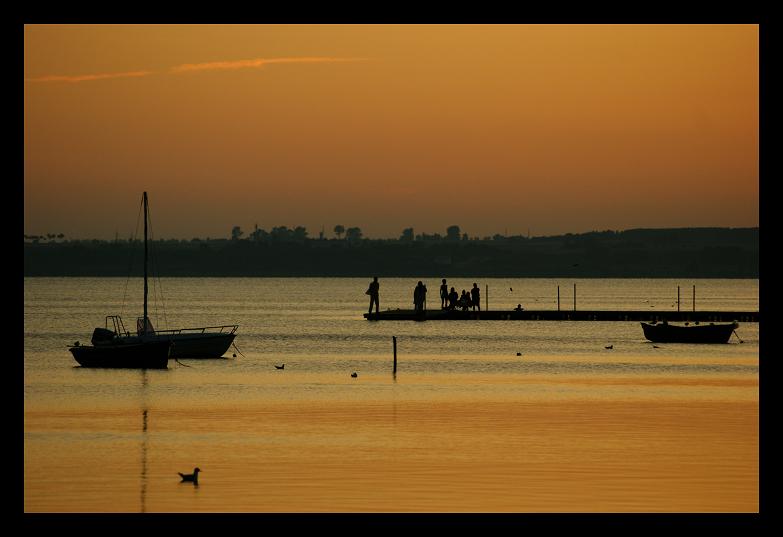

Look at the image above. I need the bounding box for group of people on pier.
[440,280,481,311]
[365,277,482,315]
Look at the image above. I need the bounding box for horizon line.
[23,225,759,242]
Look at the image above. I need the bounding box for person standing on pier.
[471,283,481,311]
[367,277,380,316]
[448,287,459,310]
[414,281,427,314]
[440,279,449,309]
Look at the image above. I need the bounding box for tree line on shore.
[26,223,518,244]
[23,226,759,278]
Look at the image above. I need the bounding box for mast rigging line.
[119,194,170,333]
[120,198,144,323]
[145,196,169,331]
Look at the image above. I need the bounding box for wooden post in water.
[486,285,488,312]
[573,283,576,311]
[557,286,560,311]
[393,336,397,375]
[693,285,696,312]
[678,286,680,312]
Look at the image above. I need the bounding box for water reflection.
[23,278,759,512]
[140,371,148,513]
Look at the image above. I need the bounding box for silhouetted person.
[471,283,481,311]
[367,277,380,316]
[414,281,427,314]
[515,304,524,311]
[459,290,471,311]
[448,287,459,310]
[440,279,448,309]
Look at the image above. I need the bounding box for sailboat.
[69,192,238,367]
[69,192,171,368]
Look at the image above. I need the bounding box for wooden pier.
[364,309,758,323]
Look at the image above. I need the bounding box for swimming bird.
[275,364,285,370]
[516,352,522,356]
[605,345,613,350]
[351,372,358,378]
[178,467,201,484]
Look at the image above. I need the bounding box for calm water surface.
[24,278,759,512]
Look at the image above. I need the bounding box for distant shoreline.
[21,275,760,279]
[24,227,758,279]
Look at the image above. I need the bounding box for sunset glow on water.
[24,278,758,512]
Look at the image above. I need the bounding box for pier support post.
[393,336,397,375]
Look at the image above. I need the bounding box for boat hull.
[70,340,171,368]
[640,322,737,344]
[160,333,237,358]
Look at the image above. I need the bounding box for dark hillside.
[24,227,759,278]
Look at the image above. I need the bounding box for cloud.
[26,70,154,83]
[25,57,365,84]
[170,56,364,74]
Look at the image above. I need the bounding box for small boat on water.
[100,315,238,359]
[145,323,237,359]
[640,320,739,344]
[69,192,238,368]
[69,338,171,369]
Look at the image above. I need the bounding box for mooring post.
[393,336,397,375]
[557,286,560,311]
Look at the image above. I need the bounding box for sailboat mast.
[143,191,148,333]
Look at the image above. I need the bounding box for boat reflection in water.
[140,371,148,513]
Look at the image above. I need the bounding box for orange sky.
[24,24,758,239]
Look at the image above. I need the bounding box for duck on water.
[178,467,201,484]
